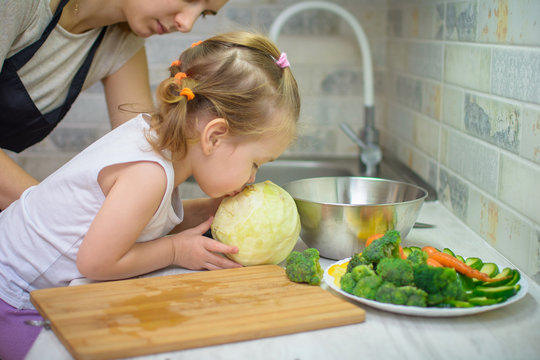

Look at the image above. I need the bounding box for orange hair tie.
[180,87,195,101]
[170,59,181,67]
[191,40,203,47]
[174,72,187,85]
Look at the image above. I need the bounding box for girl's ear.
[200,118,229,155]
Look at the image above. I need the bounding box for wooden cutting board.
[31,265,365,360]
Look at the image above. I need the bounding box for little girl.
[0,31,300,359]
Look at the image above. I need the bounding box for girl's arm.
[101,46,155,129]
[77,161,170,279]
[171,197,223,233]
[77,161,239,281]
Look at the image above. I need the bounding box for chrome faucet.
[269,1,382,177]
[339,122,382,177]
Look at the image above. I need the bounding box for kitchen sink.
[255,157,436,201]
[255,160,354,185]
[183,156,437,201]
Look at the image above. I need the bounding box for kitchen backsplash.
[384,0,540,283]
[8,0,539,282]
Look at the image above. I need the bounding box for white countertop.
[26,201,540,360]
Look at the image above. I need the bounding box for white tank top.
[0,114,184,309]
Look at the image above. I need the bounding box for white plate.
[324,258,528,317]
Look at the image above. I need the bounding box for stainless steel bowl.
[283,177,428,260]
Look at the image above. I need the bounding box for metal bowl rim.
[283,176,428,207]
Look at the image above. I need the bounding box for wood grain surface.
[30,265,365,360]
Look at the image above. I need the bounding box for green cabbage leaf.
[211,181,301,266]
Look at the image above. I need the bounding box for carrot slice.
[426,257,443,267]
[365,233,384,248]
[399,246,407,260]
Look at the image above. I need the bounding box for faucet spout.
[269,1,381,176]
[269,1,374,106]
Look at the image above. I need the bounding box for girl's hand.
[171,217,242,270]
[170,197,224,234]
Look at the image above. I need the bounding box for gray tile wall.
[385,0,540,280]
[8,0,540,280]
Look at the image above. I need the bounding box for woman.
[0,0,228,210]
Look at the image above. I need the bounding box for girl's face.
[192,122,292,199]
[124,0,228,37]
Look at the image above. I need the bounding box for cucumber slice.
[402,247,412,257]
[493,267,513,279]
[506,269,521,286]
[473,284,518,300]
[465,257,483,270]
[446,300,474,308]
[456,255,465,263]
[468,297,503,306]
[442,248,455,257]
[479,262,499,277]
[409,246,422,252]
[481,267,514,287]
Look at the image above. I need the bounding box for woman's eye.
[200,10,217,19]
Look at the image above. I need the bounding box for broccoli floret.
[376,257,414,286]
[428,280,467,306]
[400,286,428,307]
[375,282,408,305]
[340,272,357,294]
[346,252,370,272]
[362,230,402,264]
[352,274,383,300]
[406,248,429,266]
[341,264,375,293]
[285,248,323,285]
[350,264,375,282]
[374,282,428,307]
[340,264,382,300]
[413,264,467,305]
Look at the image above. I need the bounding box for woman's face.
[125,0,229,37]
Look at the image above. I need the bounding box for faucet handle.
[340,121,382,177]
[339,122,367,150]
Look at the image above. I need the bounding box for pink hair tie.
[276,52,290,69]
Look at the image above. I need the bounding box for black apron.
[0,0,106,153]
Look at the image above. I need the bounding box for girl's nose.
[247,172,256,185]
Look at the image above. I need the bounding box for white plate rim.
[324,258,529,317]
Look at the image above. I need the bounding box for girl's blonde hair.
[147,31,300,160]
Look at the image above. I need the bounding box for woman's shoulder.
[0,1,51,60]
[99,24,145,64]
[85,24,145,84]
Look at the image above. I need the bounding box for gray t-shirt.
[0,0,145,113]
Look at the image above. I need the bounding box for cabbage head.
[211,181,301,266]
